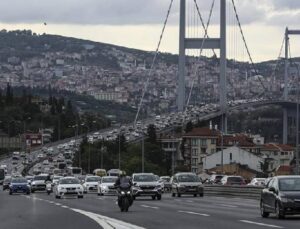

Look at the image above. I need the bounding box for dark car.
[9,177,30,195]
[3,177,12,191]
[260,176,300,219]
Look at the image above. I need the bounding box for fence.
[204,185,263,199]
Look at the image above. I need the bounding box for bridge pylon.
[178,0,227,133]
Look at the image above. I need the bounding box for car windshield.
[11,178,27,183]
[177,174,200,182]
[215,176,223,180]
[102,177,118,183]
[53,177,62,180]
[59,178,80,184]
[134,174,156,182]
[279,178,300,191]
[34,176,47,181]
[86,177,101,182]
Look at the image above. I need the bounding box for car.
[54,177,84,199]
[132,173,162,200]
[83,176,101,193]
[31,174,49,192]
[221,176,246,185]
[160,176,171,192]
[171,173,204,197]
[209,174,224,184]
[9,177,30,195]
[2,176,12,191]
[97,176,118,196]
[25,176,34,185]
[43,160,49,165]
[37,154,44,159]
[260,175,300,219]
[248,178,266,187]
[52,175,63,186]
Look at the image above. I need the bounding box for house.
[203,146,263,174]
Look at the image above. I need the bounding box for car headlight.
[27,185,30,188]
[280,196,293,203]
[121,191,125,195]
[58,187,65,190]
[102,185,108,190]
[127,191,131,194]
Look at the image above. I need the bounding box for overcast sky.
[0,0,300,62]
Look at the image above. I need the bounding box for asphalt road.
[1,190,300,229]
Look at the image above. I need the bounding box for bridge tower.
[178,0,228,133]
[283,28,300,144]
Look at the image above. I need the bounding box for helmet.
[120,171,126,176]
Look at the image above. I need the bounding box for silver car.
[97,176,118,196]
[171,173,204,197]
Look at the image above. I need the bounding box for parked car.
[221,176,246,186]
[9,177,30,195]
[260,175,300,219]
[83,176,101,193]
[54,177,84,199]
[248,178,266,187]
[132,173,162,200]
[97,176,118,196]
[171,172,204,197]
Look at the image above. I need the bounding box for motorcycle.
[46,181,52,195]
[117,184,133,212]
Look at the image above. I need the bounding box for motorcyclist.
[114,171,133,206]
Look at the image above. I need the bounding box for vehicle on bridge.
[260,175,300,219]
[83,176,101,193]
[54,177,84,199]
[171,173,204,197]
[97,176,118,196]
[132,173,162,200]
[30,174,48,193]
[9,177,30,195]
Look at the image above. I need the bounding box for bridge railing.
[204,185,263,199]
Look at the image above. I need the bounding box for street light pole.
[296,63,300,175]
[221,114,224,174]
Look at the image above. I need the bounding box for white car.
[54,177,83,199]
[97,176,118,196]
[248,178,266,187]
[43,160,49,165]
[37,154,44,159]
[83,176,101,193]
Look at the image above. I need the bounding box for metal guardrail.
[204,185,263,199]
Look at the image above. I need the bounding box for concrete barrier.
[204,185,263,199]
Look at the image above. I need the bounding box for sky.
[0,0,300,62]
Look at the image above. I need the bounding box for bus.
[67,167,82,177]
[93,169,107,177]
[0,168,6,185]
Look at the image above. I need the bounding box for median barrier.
[204,185,263,199]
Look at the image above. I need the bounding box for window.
[281,152,284,156]
[274,151,278,156]
[229,153,232,161]
[192,149,198,156]
[200,139,207,146]
[211,138,216,144]
[191,139,197,146]
[192,158,198,166]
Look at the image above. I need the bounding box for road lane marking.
[140,205,159,209]
[186,200,194,203]
[178,210,210,217]
[61,205,69,209]
[218,204,238,208]
[71,208,146,229]
[55,203,62,206]
[239,220,284,228]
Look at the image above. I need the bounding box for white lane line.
[71,208,145,229]
[218,204,238,208]
[239,220,284,228]
[55,203,62,206]
[140,205,159,209]
[186,200,194,203]
[61,205,69,209]
[178,210,210,217]
[97,198,104,200]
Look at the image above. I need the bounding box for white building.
[203,146,263,172]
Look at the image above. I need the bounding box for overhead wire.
[133,0,174,126]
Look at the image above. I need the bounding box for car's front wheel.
[157,194,162,200]
[275,202,285,219]
[260,201,269,218]
[78,195,84,199]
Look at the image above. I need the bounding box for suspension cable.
[133,0,174,126]
[185,0,216,110]
[231,0,271,99]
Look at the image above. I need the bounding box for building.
[183,127,219,174]
[159,134,183,171]
[0,132,22,150]
[261,143,294,172]
[203,146,263,174]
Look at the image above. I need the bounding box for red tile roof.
[263,143,294,152]
[217,134,256,147]
[183,127,220,137]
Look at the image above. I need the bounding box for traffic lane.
[33,193,300,229]
[0,191,102,229]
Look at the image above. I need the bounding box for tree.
[147,124,157,144]
[185,121,193,133]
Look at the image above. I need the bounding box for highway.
[1,191,299,229]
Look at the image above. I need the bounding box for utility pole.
[296,63,300,175]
